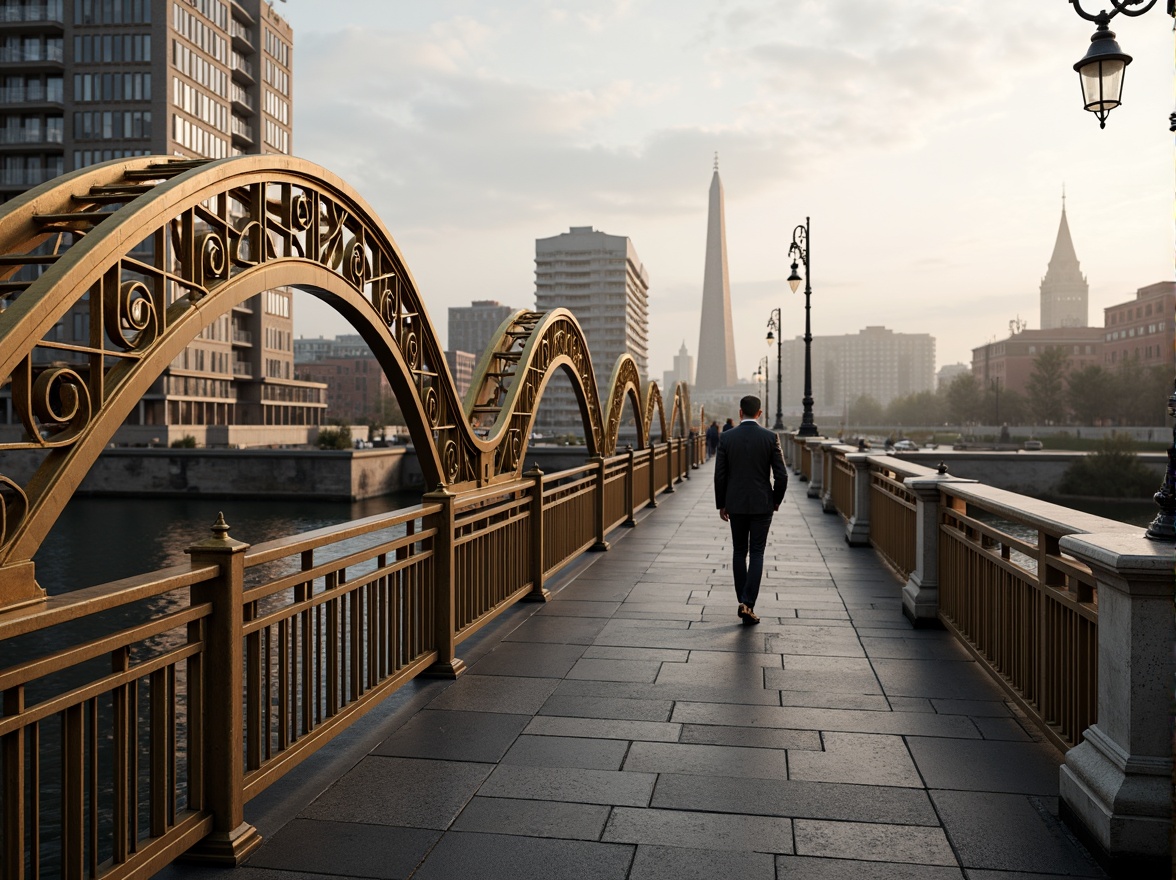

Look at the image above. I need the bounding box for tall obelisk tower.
[694,156,737,391]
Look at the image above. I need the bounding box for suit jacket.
[714,421,787,515]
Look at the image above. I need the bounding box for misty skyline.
[277,1,1172,381]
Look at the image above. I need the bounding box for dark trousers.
[728,512,773,609]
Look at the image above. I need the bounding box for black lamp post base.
[1144,512,1174,541]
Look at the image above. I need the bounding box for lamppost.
[754,356,769,426]
[1066,0,1174,130]
[1066,0,1176,541]
[764,309,784,431]
[786,217,818,437]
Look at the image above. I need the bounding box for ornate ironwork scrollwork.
[104,280,159,352]
[0,155,699,587]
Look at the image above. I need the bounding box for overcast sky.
[277,0,1173,381]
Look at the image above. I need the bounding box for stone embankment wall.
[6,446,1161,500]
[890,450,1167,497]
[2,446,595,500]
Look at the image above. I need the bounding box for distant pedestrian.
[722,418,734,432]
[714,395,787,626]
[705,421,720,460]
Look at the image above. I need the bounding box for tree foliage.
[848,394,885,426]
[946,373,983,425]
[1057,433,1159,498]
[1026,347,1070,425]
[317,423,353,450]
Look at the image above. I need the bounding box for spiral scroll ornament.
[16,367,93,447]
[342,238,367,287]
[199,231,228,284]
[104,280,159,352]
[290,192,312,231]
[0,476,28,548]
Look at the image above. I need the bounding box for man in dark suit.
[714,395,787,625]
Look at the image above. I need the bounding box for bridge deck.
[159,461,1105,880]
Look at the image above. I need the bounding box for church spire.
[1040,194,1089,329]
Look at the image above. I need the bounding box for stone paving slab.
[159,464,1107,880]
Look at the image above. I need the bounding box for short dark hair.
[740,395,760,418]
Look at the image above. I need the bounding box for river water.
[34,492,424,594]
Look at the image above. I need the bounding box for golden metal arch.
[602,354,647,453]
[0,155,692,605]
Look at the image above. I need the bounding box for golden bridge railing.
[867,460,919,581]
[936,484,1103,751]
[0,448,695,879]
[830,450,856,521]
[813,440,1137,754]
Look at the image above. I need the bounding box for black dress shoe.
[741,607,760,625]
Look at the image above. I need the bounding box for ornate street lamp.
[787,217,818,437]
[755,356,770,427]
[1066,1,1176,540]
[1066,0,1173,129]
[765,308,784,431]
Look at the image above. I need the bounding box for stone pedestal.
[806,437,827,499]
[844,453,871,546]
[901,471,975,627]
[1056,532,1173,874]
[814,440,840,512]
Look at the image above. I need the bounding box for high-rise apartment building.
[779,326,935,414]
[534,226,649,431]
[448,300,516,362]
[0,0,325,439]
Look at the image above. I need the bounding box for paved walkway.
[160,461,1106,880]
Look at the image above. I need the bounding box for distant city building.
[294,334,371,362]
[1102,281,1175,369]
[1040,197,1089,330]
[694,158,737,391]
[445,349,477,401]
[937,363,972,389]
[971,326,1103,398]
[0,0,323,440]
[662,340,694,395]
[448,300,516,361]
[295,356,392,426]
[779,326,935,412]
[534,226,650,431]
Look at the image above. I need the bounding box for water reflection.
[35,493,423,594]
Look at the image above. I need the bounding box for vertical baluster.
[88,698,97,878]
[244,600,261,771]
[277,619,289,752]
[262,626,272,762]
[129,676,139,854]
[185,619,203,820]
[298,549,313,741]
[350,573,362,703]
[62,705,84,880]
[3,686,25,880]
[30,721,39,879]
[168,664,177,828]
[149,669,167,838]
[326,571,338,717]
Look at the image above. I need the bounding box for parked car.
[892,439,919,452]
[1023,439,1044,451]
